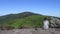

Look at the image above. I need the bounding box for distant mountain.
[0,12,40,23]
[0,12,40,20]
[0,12,60,29]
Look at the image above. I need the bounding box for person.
[43,17,49,30]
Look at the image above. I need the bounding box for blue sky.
[0,0,60,17]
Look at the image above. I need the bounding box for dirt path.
[0,28,60,34]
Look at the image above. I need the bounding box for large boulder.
[50,17,60,28]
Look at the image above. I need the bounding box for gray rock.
[50,17,60,28]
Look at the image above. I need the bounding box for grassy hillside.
[10,15,47,28]
[0,12,59,29]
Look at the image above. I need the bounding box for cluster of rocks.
[50,17,60,28]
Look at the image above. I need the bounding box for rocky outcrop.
[50,17,60,28]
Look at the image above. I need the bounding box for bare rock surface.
[0,28,60,34]
[50,17,60,27]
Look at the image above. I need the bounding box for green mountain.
[0,12,59,29]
